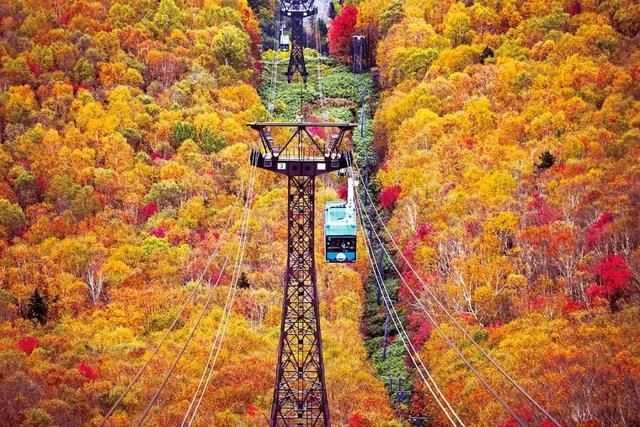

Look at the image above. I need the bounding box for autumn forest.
[0,0,639,426]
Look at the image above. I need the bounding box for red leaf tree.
[567,0,582,15]
[150,226,166,238]
[17,337,39,355]
[77,362,98,380]
[140,202,158,222]
[587,254,632,312]
[246,403,257,417]
[527,193,559,226]
[586,211,614,249]
[328,6,358,62]
[407,312,432,348]
[347,412,371,427]
[416,223,433,240]
[379,184,401,210]
[337,185,348,200]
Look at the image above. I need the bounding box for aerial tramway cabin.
[324,177,357,263]
[279,27,290,51]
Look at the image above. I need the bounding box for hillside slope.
[345,0,640,424]
[0,0,396,425]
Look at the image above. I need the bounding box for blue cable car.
[325,177,357,263]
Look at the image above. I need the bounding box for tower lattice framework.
[248,122,355,426]
[271,175,327,425]
[281,0,317,83]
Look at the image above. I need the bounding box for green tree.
[0,199,25,239]
[26,288,48,325]
[145,180,182,208]
[0,57,30,86]
[379,0,404,35]
[212,25,251,71]
[238,271,251,289]
[108,2,138,28]
[153,0,185,35]
[171,122,199,148]
[13,170,39,207]
[200,129,226,153]
[536,151,556,171]
[613,5,640,37]
[71,59,95,85]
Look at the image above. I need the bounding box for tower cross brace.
[248,121,355,426]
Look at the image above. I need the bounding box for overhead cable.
[352,158,560,426]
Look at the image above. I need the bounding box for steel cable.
[351,158,560,425]
[268,2,281,119]
[99,194,242,426]
[345,157,463,426]
[182,166,257,426]
[133,248,233,426]
[356,189,465,426]
[314,17,326,113]
[134,167,257,426]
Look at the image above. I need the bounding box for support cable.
[134,248,232,426]
[355,173,464,427]
[351,158,561,425]
[351,159,558,425]
[355,176,524,425]
[268,2,281,119]
[99,195,242,425]
[358,87,367,138]
[346,158,463,426]
[181,166,257,426]
[134,167,257,426]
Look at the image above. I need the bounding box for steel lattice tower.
[281,0,317,82]
[249,121,355,426]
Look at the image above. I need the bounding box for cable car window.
[326,236,356,252]
[327,207,347,222]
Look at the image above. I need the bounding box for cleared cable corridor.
[357,190,465,426]
[355,174,523,425]
[342,154,462,425]
[313,17,326,114]
[351,158,561,426]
